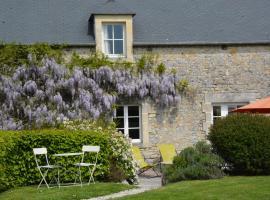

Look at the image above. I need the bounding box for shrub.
[163,141,224,184]
[208,113,270,175]
[0,126,136,192]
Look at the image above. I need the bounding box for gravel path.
[84,177,161,200]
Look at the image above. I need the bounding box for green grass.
[0,183,134,200]
[117,176,270,200]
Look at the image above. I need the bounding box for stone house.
[1,0,270,160]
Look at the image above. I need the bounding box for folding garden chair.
[132,146,160,177]
[157,144,177,165]
[74,145,100,186]
[33,148,61,189]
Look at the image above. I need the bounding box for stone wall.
[67,45,270,162]
[134,45,270,162]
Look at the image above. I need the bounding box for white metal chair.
[33,148,61,189]
[74,145,100,186]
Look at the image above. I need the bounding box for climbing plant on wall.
[0,44,191,130]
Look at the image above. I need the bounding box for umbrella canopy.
[232,96,270,113]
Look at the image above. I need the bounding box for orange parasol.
[232,96,270,113]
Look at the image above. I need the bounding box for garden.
[0,43,270,200]
[0,43,188,199]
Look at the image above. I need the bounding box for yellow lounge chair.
[132,146,160,177]
[157,144,177,165]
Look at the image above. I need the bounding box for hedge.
[0,129,113,192]
[208,113,270,175]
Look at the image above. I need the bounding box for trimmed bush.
[163,141,224,184]
[208,113,270,175]
[0,128,135,192]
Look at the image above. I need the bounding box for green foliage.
[208,113,270,175]
[175,79,196,98]
[63,119,137,183]
[112,59,134,70]
[0,43,178,78]
[68,51,134,70]
[155,63,166,75]
[0,43,64,75]
[176,79,189,93]
[68,52,112,69]
[0,127,136,192]
[170,68,177,75]
[136,54,158,73]
[163,141,224,184]
[62,119,137,183]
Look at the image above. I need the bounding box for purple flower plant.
[0,58,183,130]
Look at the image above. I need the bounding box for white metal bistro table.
[53,152,83,187]
[54,152,83,157]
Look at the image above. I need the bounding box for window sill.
[106,54,126,59]
[132,139,141,143]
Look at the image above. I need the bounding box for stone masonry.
[134,45,270,162]
[68,45,270,162]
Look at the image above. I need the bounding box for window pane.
[213,106,221,116]
[116,106,124,117]
[114,40,123,54]
[114,25,123,39]
[128,106,139,116]
[114,118,124,128]
[104,40,113,54]
[128,117,139,128]
[129,129,140,139]
[104,25,113,39]
[213,117,221,124]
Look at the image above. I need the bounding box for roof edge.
[6,42,270,47]
[133,41,270,46]
[91,13,136,16]
[89,13,136,20]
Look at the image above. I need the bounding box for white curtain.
[103,25,113,54]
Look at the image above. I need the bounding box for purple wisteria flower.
[0,58,183,130]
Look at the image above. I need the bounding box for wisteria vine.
[0,58,183,130]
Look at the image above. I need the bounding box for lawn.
[0,183,134,200]
[117,176,270,200]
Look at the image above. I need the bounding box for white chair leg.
[48,169,59,186]
[57,168,60,188]
[74,167,80,184]
[74,174,77,184]
[38,169,49,189]
[79,166,82,187]
[88,167,91,185]
[88,166,96,184]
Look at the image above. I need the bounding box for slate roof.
[1,0,270,45]
[90,0,136,16]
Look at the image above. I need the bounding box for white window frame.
[102,23,126,58]
[114,105,141,143]
[211,103,247,124]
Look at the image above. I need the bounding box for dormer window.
[92,14,134,61]
[103,23,125,57]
